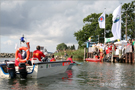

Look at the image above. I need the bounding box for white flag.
[98,11,105,28]
[111,5,121,39]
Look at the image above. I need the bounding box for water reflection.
[0,60,135,90]
[62,70,73,79]
[77,62,135,89]
[7,79,40,90]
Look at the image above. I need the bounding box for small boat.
[85,58,101,62]
[0,35,72,79]
[0,59,71,79]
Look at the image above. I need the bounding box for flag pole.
[104,8,106,44]
[104,26,106,44]
[121,3,122,41]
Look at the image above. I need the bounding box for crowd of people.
[90,39,135,61]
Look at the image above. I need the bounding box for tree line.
[56,43,75,51]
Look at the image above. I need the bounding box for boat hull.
[0,61,71,79]
[85,58,101,62]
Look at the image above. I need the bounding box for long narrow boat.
[0,60,71,79]
[85,58,101,62]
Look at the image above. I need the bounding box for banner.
[105,37,116,43]
[111,5,121,39]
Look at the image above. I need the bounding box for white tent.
[114,40,127,48]
[114,40,127,55]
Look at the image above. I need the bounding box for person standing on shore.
[132,39,135,51]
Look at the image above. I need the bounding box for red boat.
[85,58,101,62]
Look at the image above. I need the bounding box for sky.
[0,0,134,53]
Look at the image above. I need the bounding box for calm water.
[0,58,135,90]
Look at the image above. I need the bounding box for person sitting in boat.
[22,42,30,59]
[22,50,27,59]
[32,45,46,61]
[95,54,99,59]
[64,52,68,59]
[15,50,23,66]
[66,55,74,63]
[50,55,56,62]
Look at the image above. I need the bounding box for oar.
[73,62,82,66]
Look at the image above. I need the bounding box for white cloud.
[1,1,26,11]
[0,0,133,53]
[3,40,13,45]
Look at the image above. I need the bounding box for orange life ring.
[15,47,30,63]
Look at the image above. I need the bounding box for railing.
[125,45,133,53]
[88,45,133,55]
[88,47,99,53]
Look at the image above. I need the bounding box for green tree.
[67,45,75,50]
[67,46,71,50]
[122,1,135,39]
[74,13,113,48]
[56,43,67,50]
[71,45,75,50]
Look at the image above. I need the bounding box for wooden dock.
[86,44,135,64]
[125,52,134,63]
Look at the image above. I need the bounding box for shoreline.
[0,53,53,58]
[0,53,15,58]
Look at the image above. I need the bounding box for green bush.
[54,49,86,60]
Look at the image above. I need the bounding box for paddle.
[73,62,82,66]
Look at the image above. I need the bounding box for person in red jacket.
[66,55,74,63]
[32,46,46,61]
[15,50,23,66]
[50,55,56,62]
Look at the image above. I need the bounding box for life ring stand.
[15,47,30,63]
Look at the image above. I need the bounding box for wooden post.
[132,52,134,63]
[111,44,114,62]
[129,53,131,63]
[119,50,122,59]
[130,45,132,63]
[125,53,127,63]
[87,53,89,58]
[84,48,86,61]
